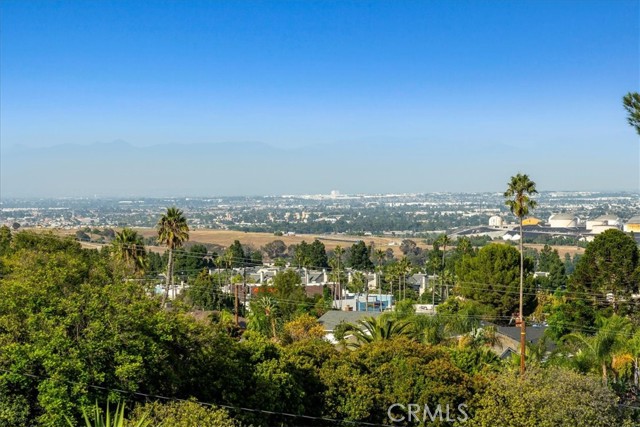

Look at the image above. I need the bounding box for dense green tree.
[456,244,535,320]
[281,338,338,418]
[247,247,263,266]
[225,240,245,267]
[426,243,443,274]
[75,230,91,241]
[187,269,230,311]
[399,239,419,256]
[571,229,639,314]
[0,233,241,426]
[320,338,473,424]
[0,225,12,256]
[308,239,328,268]
[146,251,165,275]
[157,207,190,306]
[348,240,374,270]
[623,91,640,135]
[545,292,596,341]
[455,237,473,256]
[262,240,287,260]
[535,244,566,291]
[293,241,310,268]
[272,269,307,320]
[292,239,327,268]
[470,368,631,427]
[173,244,211,276]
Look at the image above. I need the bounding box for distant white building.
[502,231,521,241]
[586,214,620,231]
[489,215,504,227]
[548,213,578,228]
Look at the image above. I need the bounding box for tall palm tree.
[563,315,632,385]
[249,295,280,339]
[374,248,385,309]
[374,248,385,276]
[438,234,451,269]
[330,245,345,307]
[157,207,189,307]
[504,172,537,375]
[628,330,640,387]
[398,256,411,300]
[437,234,451,304]
[111,227,147,276]
[349,271,368,311]
[456,237,472,256]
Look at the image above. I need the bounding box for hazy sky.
[1,1,639,196]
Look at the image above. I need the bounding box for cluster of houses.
[156,264,550,360]
[157,265,443,313]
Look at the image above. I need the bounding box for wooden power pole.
[234,282,239,326]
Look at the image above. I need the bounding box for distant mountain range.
[1,140,637,197]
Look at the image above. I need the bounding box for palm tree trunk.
[271,317,277,339]
[602,362,608,386]
[519,218,526,376]
[365,277,369,312]
[162,248,174,307]
[634,358,639,388]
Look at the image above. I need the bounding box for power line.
[0,368,391,426]
[8,232,639,335]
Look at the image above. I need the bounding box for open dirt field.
[43,227,586,258]
[134,228,410,255]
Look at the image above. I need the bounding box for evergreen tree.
[348,241,374,270]
[226,240,246,267]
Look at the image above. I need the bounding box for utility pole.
[337,255,341,310]
[242,267,247,320]
[234,281,239,326]
[519,217,526,377]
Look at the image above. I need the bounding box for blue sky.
[1,1,639,196]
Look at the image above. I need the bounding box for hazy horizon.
[1,1,639,197]
[1,139,639,199]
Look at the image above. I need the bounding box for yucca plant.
[65,401,150,427]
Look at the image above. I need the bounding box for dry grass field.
[135,228,411,256]
[39,227,586,258]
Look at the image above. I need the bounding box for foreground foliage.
[0,230,638,426]
[470,368,632,427]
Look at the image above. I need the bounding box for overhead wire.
[7,231,639,337]
[0,368,390,426]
